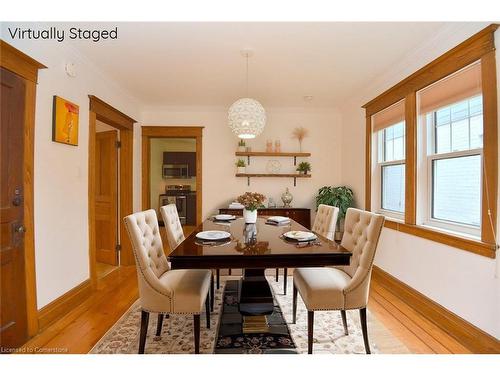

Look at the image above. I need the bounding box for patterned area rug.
[214,280,297,354]
[91,276,409,354]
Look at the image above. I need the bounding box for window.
[418,63,483,237]
[372,100,405,219]
[364,25,498,257]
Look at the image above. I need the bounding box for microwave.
[162,164,189,179]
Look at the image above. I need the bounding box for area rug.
[90,276,409,354]
[214,280,297,354]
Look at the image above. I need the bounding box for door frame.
[88,96,136,289]
[0,41,46,337]
[141,126,203,226]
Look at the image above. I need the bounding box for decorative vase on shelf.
[243,208,258,224]
[237,166,246,174]
[281,188,293,208]
[274,140,281,153]
[266,140,273,152]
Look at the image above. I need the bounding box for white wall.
[339,23,500,338]
[1,24,142,309]
[137,106,343,222]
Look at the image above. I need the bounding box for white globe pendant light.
[228,50,266,139]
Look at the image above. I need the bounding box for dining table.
[168,216,352,320]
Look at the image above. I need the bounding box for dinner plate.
[214,214,236,221]
[195,230,231,241]
[283,230,317,242]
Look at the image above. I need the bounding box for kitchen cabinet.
[163,152,196,177]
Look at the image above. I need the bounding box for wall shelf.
[236,173,311,186]
[235,151,311,166]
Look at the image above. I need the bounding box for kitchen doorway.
[141,127,203,250]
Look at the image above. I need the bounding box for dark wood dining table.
[168,216,351,317]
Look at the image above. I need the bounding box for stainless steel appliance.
[162,164,189,179]
[160,185,191,225]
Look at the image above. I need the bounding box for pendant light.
[228,49,266,139]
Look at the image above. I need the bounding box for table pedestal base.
[238,269,274,318]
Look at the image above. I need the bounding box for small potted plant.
[235,159,246,174]
[316,186,354,241]
[296,161,311,175]
[237,192,266,224]
[237,139,246,152]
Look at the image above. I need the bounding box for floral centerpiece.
[236,191,266,223]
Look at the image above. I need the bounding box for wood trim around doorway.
[1,40,46,338]
[141,126,203,226]
[88,96,136,289]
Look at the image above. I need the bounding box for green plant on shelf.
[296,161,311,174]
[238,139,246,147]
[235,159,246,167]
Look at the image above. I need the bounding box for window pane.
[436,107,450,126]
[436,123,451,154]
[469,115,483,149]
[381,121,405,162]
[432,155,481,226]
[385,139,394,161]
[450,100,468,122]
[382,164,405,212]
[451,119,469,152]
[469,95,482,116]
[393,137,405,160]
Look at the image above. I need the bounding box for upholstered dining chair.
[292,208,385,354]
[275,204,340,295]
[124,209,212,354]
[160,203,222,294]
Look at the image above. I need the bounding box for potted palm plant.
[315,186,354,241]
[296,161,311,175]
[235,159,246,174]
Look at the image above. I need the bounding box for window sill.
[383,219,496,258]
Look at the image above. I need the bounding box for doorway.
[141,127,203,250]
[88,96,136,288]
[94,121,119,279]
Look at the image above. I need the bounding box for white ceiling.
[70,22,449,108]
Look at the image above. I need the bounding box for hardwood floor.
[21,268,475,354]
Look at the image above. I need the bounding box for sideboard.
[219,207,311,229]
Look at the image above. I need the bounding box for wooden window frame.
[363,24,498,258]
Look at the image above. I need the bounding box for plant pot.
[238,146,246,152]
[237,166,246,174]
[243,208,257,224]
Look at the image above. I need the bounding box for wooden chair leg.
[283,268,288,295]
[340,310,348,335]
[139,310,149,354]
[359,308,371,354]
[216,269,220,289]
[275,268,279,282]
[205,292,211,329]
[193,314,200,354]
[292,283,298,324]
[307,310,314,354]
[210,273,215,312]
[156,313,164,337]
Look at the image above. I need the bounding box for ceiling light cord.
[246,54,249,97]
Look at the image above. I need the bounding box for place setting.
[194,229,233,246]
[280,230,321,247]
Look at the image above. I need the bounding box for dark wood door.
[1,67,29,348]
[95,130,118,266]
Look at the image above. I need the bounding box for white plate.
[196,230,231,241]
[214,214,236,221]
[283,231,317,242]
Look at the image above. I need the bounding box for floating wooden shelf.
[235,151,311,166]
[236,173,311,186]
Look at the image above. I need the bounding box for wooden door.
[95,130,118,266]
[1,67,29,348]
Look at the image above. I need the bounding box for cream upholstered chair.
[160,203,222,293]
[275,204,340,294]
[292,208,385,354]
[124,209,212,354]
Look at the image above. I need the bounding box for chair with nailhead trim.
[276,204,339,295]
[292,208,385,354]
[124,209,212,354]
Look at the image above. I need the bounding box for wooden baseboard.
[38,279,92,331]
[372,266,500,353]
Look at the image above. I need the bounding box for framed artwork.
[52,96,79,146]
